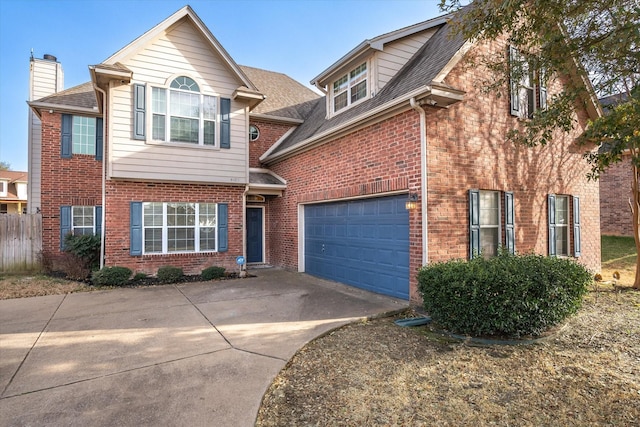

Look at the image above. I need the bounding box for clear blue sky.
[0,0,446,172]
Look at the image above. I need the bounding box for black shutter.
[469,189,480,259]
[548,194,556,256]
[220,98,230,149]
[504,191,515,254]
[573,196,581,257]
[61,114,72,158]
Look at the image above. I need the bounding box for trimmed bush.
[64,234,101,270]
[417,252,592,337]
[202,266,226,280]
[92,266,132,286]
[157,266,183,284]
[133,272,148,281]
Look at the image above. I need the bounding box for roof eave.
[249,113,304,125]
[28,101,100,117]
[232,88,265,110]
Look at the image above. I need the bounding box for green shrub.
[157,266,183,284]
[202,266,226,280]
[64,234,101,270]
[132,272,148,281]
[417,252,592,337]
[92,266,132,286]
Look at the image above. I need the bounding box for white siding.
[376,29,437,91]
[109,20,249,184]
[28,58,63,213]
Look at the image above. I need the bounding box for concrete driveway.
[0,268,406,426]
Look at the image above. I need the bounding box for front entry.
[246,207,264,263]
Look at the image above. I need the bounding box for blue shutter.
[509,46,519,116]
[95,117,103,161]
[220,98,230,149]
[130,202,143,256]
[469,189,480,259]
[218,203,228,252]
[60,205,71,250]
[504,191,515,254]
[95,206,102,237]
[573,196,581,257]
[61,114,72,158]
[133,84,146,140]
[548,194,557,256]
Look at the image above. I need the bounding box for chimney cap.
[43,54,57,62]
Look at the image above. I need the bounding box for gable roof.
[0,171,28,202]
[102,5,257,92]
[262,17,467,163]
[240,66,320,122]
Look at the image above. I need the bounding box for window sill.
[141,251,219,257]
[329,96,369,119]
[144,140,220,151]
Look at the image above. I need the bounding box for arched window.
[151,76,216,145]
[249,124,260,141]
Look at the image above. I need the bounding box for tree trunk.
[633,163,640,289]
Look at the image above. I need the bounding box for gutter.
[410,97,428,266]
[94,85,107,270]
[241,184,249,277]
[28,102,99,119]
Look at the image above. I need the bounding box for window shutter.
[95,205,102,237]
[133,84,146,140]
[548,194,556,256]
[220,98,231,149]
[130,202,143,256]
[469,189,480,259]
[95,117,103,161]
[504,191,515,254]
[573,196,581,257]
[61,114,72,158]
[538,68,548,110]
[60,205,71,250]
[218,203,228,252]
[509,46,520,116]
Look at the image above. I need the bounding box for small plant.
[202,266,226,280]
[417,251,592,337]
[92,266,132,286]
[157,266,183,284]
[64,234,101,270]
[133,272,148,281]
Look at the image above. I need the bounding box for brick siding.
[599,154,634,236]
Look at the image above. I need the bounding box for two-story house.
[28,5,601,302]
[0,171,28,214]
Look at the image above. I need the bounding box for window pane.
[204,121,215,146]
[203,96,216,120]
[170,91,199,118]
[152,87,166,113]
[170,76,199,92]
[334,92,347,112]
[152,114,165,141]
[167,203,195,226]
[333,74,348,94]
[556,196,568,224]
[200,227,216,251]
[72,206,94,228]
[72,116,96,155]
[168,228,195,252]
[480,228,499,257]
[170,117,199,143]
[350,63,367,81]
[556,226,569,256]
[351,80,367,103]
[479,191,499,226]
[144,228,163,253]
[143,203,163,226]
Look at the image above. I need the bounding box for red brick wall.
[39,111,102,256]
[248,120,294,168]
[599,155,633,236]
[104,180,245,275]
[266,37,601,302]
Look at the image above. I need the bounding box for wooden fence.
[0,214,42,272]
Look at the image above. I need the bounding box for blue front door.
[304,195,410,299]
[246,207,263,263]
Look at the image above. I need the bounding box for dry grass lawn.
[0,274,90,299]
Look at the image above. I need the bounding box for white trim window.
[72,206,95,236]
[72,116,96,155]
[0,180,6,197]
[479,191,501,257]
[151,76,217,146]
[332,62,368,113]
[554,195,569,256]
[143,202,217,254]
[509,46,548,119]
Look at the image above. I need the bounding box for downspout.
[241,184,249,277]
[95,85,107,269]
[410,97,428,266]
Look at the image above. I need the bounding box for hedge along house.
[28,5,601,302]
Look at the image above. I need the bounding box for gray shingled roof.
[240,66,320,120]
[267,18,466,158]
[34,81,98,110]
[249,171,286,186]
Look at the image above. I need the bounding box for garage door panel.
[304,195,410,299]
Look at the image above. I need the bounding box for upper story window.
[0,181,6,197]
[15,183,27,200]
[509,46,547,119]
[72,116,96,155]
[332,62,368,113]
[151,76,217,146]
[249,125,260,141]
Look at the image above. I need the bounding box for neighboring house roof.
[262,17,467,162]
[0,170,28,202]
[240,66,321,122]
[29,81,98,115]
[600,93,629,110]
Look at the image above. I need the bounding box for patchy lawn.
[256,288,640,426]
[0,273,91,299]
[601,235,637,287]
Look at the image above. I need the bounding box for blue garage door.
[304,195,410,299]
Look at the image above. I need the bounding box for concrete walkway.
[0,268,406,426]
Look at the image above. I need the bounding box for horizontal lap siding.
[109,20,247,184]
[376,29,436,89]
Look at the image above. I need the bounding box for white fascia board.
[249,168,287,185]
[249,113,304,125]
[28,101,100,118]
[259,127,297,162]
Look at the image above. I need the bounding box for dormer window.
[332,62,368,113]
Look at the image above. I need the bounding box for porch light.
[405,193,419,210]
